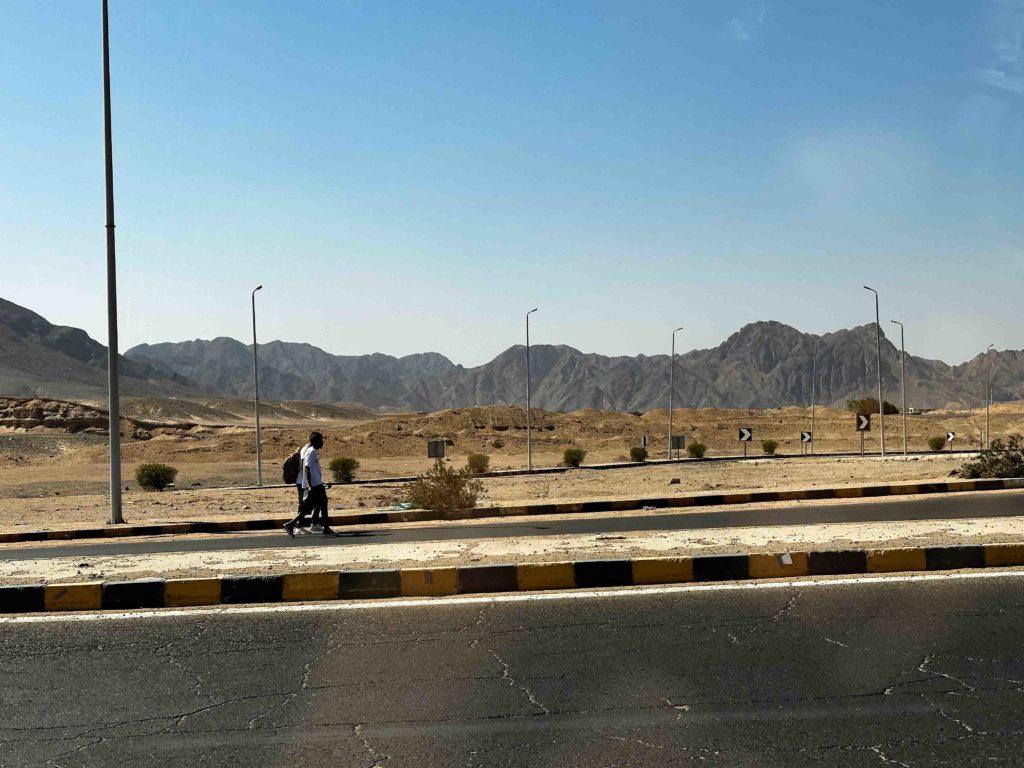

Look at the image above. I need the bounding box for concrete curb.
[5,540,1024,614]
[3,477,1021,546]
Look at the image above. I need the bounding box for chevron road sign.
[947,432,955,443]
[738,428,753,442]
[801,431,812,443]
[856,413,872,432]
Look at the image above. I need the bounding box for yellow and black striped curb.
[4,541,1024,614]
[3,477,1021,546]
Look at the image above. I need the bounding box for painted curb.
[5,541,1024,615]
[3,477,1022,546]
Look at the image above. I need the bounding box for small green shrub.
[329,456,360,483]
[927,436,947,452]
[563,447,587,467]
[630,446,648,463]
[403,462,484,511]
[466,453,490,474]
[762,439,779,456]
[135,463,178,491]
[960,435,1024,479]
[687,442,707,459]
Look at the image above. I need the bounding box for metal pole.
[810,339,817,456]
[987,344,994,448]
[525,308,537,471]
[102,0,123,525]
[864,286,885,457]
[891,320,907,460]
[252,285,263,486]
[668,326,683,459]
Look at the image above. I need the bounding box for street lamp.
[810,338,818,456]
[891,320,907,460]
[864,286,885,457]
[102,0,124,524]
[251,286,264,486]
[667,326,684,459]
[525,308,538,471]
[987,344,994,448]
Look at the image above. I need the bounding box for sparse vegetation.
[563,447,587,467]
[134,463,178,491]
[630,446,648,463]
[762,439,779,456]
[687,442,707,459]
[466,453,490,474]
[328,456,360,483]
[403,461,483,511]
[959,435,1024,479]
[847,397,899,415]
[928,436,947,452]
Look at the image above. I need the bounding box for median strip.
[4,541,1024,614]
[2,477,1021,546]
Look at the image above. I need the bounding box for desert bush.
[403,462,483,511]
[762,439,779,456]
[466,453,490,474]
[959,435,1024,479]
[329,456,360,483]
[687,442,707,459]
[135,463,178,492]
[563,447,587,467]
[846,397,899,415]
[927,436,947,452]
[630,446,648,463]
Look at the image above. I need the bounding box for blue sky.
[2,0,1023,366]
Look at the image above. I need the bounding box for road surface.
[3,571,1023,766]
[7,490,1024,562]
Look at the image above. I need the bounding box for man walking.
[284,431,334,536]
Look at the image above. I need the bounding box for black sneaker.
[283,523,295,538]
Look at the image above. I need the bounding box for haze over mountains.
[2,297,1021,411]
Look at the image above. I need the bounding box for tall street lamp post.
[986,344,994,447]
[668,326,683,459]
[525,308,538,471]
[810,339,818,456]
[102,0,123,524]
[252,285,263,486]
[891,320,907,460]
[864,286,885,457]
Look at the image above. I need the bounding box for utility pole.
[525,308,538,471]
[252,285,263,486]
[891,320,907,460]
[864,286,885,457]
[987,344,994,448]
[102,0,123,524]
[810,338,817,456]
[668,326,683,459]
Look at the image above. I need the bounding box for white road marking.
[3,568,1023,624]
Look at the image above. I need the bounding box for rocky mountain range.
[2,297,1020,411]
[0,298,194,401]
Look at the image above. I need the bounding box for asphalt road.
[8,490,1024,562]
[3,572,1023,766]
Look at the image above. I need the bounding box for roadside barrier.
[4,540,1024,614]
[2,477,1020,545]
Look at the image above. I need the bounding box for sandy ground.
[0,454,969,534]
[5,499,1024,585]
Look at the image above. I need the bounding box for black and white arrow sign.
[947,432,955,443]
[738,428,753,442]
[856,413,871,431]
[801,431,812,443]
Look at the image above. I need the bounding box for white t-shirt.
[300,444,322,489]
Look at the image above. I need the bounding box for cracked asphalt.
[3,574,1024,767]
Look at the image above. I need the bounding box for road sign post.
[427,439,445,463]
[856,413,871,457]
[739,428,752,458]
[800,431,812,456]
[671,435,685,459]
[947,432,955,453]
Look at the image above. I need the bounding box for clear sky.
[2,1,1022,366]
